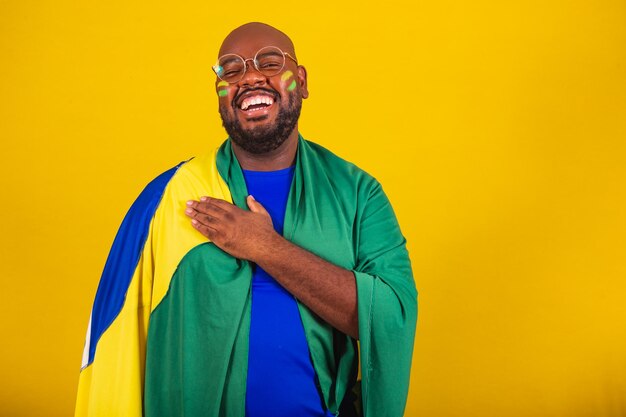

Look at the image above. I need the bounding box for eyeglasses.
[212,45,298,84]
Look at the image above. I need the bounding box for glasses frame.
[212,45,298,84]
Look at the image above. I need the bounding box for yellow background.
[1,0,625,416]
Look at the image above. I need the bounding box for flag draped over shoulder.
[75,136,417,417]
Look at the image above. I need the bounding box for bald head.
[218,22,298,61]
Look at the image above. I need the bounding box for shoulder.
[131,161,188,210]
[302,139,381,197]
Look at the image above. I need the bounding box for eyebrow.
[219,56,243,66]
[257,51,282,59]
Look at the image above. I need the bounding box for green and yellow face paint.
[216,80,229,97]
[281,70,297,92]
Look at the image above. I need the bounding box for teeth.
[240,95,274,110]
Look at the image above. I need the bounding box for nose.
[238,58,267,88]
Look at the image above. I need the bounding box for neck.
[232,128,299,171]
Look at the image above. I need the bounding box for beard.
[219,89,302,155]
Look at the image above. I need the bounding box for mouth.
[234,89,277,118]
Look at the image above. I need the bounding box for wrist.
[251,230,285,265]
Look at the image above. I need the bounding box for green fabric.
[145,136,417,417]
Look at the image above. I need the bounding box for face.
[215,29,308,155]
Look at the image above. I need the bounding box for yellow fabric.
[75,149,231,417]
[74,245,154,417]
[150,150,232,312]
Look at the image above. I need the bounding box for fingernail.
[185,208,193,214]
[249,195,255,201]
[191,219,198,225]
[200,196,207,201]
[186,200,193,206]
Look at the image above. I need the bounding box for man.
[75,22,417,417]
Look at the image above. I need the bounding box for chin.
[219,93,302,155]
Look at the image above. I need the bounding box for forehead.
[218,27,295,59]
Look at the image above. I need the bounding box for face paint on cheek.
[281,70,294,82]
[217,80,229,97]
[281,70,297,92]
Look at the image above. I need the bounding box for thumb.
[247,195,269,216]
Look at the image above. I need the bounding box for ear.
[297,65,309,99]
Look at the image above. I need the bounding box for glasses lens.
[255,46,285,77]
[217,54,245,83]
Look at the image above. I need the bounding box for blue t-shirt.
[242,166,333,417]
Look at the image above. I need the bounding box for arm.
[185,195,359,339]
[351,181,417,417]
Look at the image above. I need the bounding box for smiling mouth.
[238,94,275,112]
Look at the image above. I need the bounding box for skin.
[185,22,359,339]
[217,23,307,170]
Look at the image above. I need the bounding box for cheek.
[280,70,297,92]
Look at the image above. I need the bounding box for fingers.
[186,197,228,218]
[200,196,233,211]
[246,195,269,216]
[186,208,216,225]
[185,198,229,240]
[185,198,225,231]
[184,195,271,235]
[190,217,217,239]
